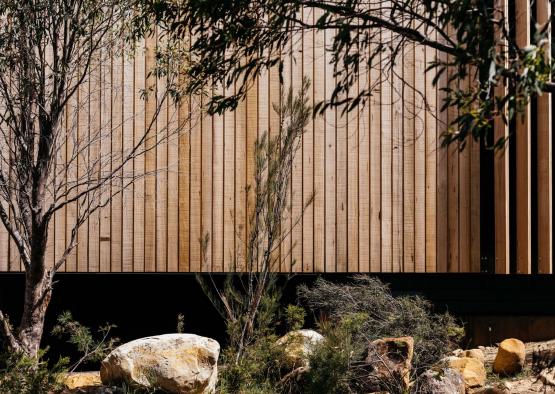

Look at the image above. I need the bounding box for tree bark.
[16,247,52,358]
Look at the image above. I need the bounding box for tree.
[0,0,183,357]
[141,0,553,148]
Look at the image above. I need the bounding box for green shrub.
[284,305,306,331]
[298,276,463,375]
[0,349,68,394]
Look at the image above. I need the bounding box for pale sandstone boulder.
[493,338,525,376]
[463,348,485,363]
[60,371,102,389]
[100,334,219,394]
[276,329,324,368]
[446,356,486,388]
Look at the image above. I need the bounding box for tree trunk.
[17,263,52,358]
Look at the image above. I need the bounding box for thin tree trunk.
[17,241,52,358]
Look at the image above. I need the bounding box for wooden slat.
[381,25,393,273]
[414,39,426,273]
[302,8,315,273]
[223,85,235,272]
[313,8,326,273]
[358,64,370,272]
[211,87,224,272]
[245,79,257,271]
[76,70,89,272]
[392,41,403,273]
[425,37,437,272]
[515,0,531,274]
[370,41,382,272]
[324,27,336,272]
[144,33,157,272]
[178,85,191,272]
[234,88,247,272]
[167,99,179,272]
[133,40,146,272]
[156,49,168,272]
[494,0,510,274]
[99,50,112,272]
[537,0,552,274]
[122,49,135,272]
[403,38,416,273]
[346,82,359,273]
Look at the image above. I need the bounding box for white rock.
[276,329,324,368]
[100,333,219,394]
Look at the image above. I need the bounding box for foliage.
[139,0,555,149]
[197,77,311,365]
[284,305,305,332]
[298,276,463,375]
[0,349,68,394]
[303,313,368,394]
[52,311,119,372]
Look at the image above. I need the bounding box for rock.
[60,371,102,389]
[413,367,465,394]
[493,338,525,375]
[365,336,414,391]
[451,348,464,357]
[539,367,555,386]
[100,333,219,394]
[472,385,509,394]
[446,356,486,388]
[463,348,485,363]
[276,329,324,368]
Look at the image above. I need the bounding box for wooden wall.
[0,12,485,273]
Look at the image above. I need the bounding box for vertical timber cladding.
[0,13,491,274]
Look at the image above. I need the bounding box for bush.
[298,276,463,375]
[0,349,67,394]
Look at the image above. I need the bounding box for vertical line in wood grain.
[358,48,370,273]
[269,66,282,271]
[167,93,179,272]
[494,0,510,274]
[536,0,552,274]
[88,59,101,272]
[245,79,258,271]
[291,24,303,273]
[257,69,269,271]
[77,69,89,272]
[134,40,146,272]
[515,0,531,274]
[156,37,168,272]
[403,36,416,273]
[313,7,325,273]
[235,88,246,272]
[302,7,315,273]
[178,76,191,272]
[470,122,481,272]
[65,90,78,272]
[436,37,449,273]
[99,48,112,272]
[381,24,393,273]
[425,31,437,272]
[190,94,202,272]
[324,27,336,273]
[346,66,359,273]
[122,47,135,272]
[144,33,157,272]
[447,87,459,271]
[414,37,426,273]
[223,84,235,272]
[370,40,382,272]
[200,95,212,272]
[210,87,224,273]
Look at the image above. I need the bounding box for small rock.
[101,333,219,394]
[447,356,486,388]
[276,329,324,368]
[463,348,485,363]
[493,338,525,376]
[472,385,508,394]
[59,371,102,389]
[451,348,464,357]
[365,336,414,391]
[413,367,465,394]
[540,367,555,386]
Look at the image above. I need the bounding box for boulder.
[100,333,219,394]
[446,356,486,388]
[463,348,485,363]
[60,371,102,389]
[276,329,324,368]
[493,338,525,376]
[413,367,465,394]
[365,336,414,391]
